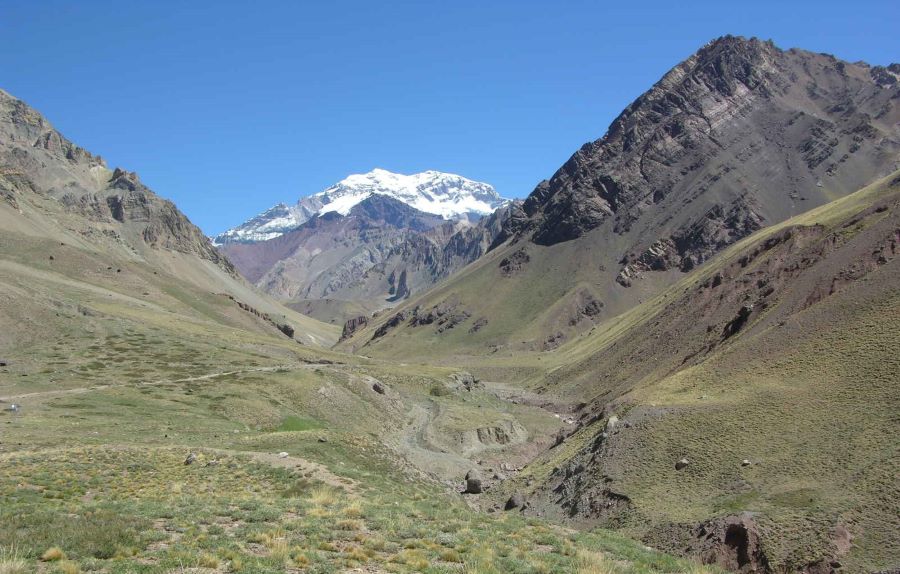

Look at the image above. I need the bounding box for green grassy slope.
[0,289,716,574]
[486,172,900,572]
[0,182,716,574]
[0,192,340,351]
[334,214,662,366]
[0,87,723,573]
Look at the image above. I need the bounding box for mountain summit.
[504,35,899,254]
[214,168,506,244]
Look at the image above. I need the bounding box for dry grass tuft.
[197,553,219,569]
[40,547,65,562]
[0,547,28,574]
[576,549,620,574]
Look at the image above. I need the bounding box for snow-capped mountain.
[213,169,506,244]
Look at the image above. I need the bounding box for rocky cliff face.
[219,195,520,315]
[508,36,900,281]
[0,89,233,273]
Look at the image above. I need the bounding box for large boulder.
[464,469,483,494]
[504,492,526,510]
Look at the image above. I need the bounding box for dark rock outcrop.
[371,310,411,339]
[499,249,530,277]
[409,299,471,333]
[694,513,769,573]
[222,294,297,340]
[505,492,526,510]
[340,315,369,341]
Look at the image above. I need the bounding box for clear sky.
[2,1,898,235]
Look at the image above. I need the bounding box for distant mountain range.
[214,169,514,322]
[213,168,508,244]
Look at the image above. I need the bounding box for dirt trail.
[1,362,565,499]
[0,363,339,402]
[483,380,576,417]
[385,382,571,487]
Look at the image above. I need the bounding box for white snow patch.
[214,168,507,244]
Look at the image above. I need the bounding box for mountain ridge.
[345,35,900,357]
[500,35,899,255]
[0,86,339,348]
[3,31,900,574]
[214,168,508,245]
[219,193,520,322]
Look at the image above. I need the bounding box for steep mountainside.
[508,36,899,256]
[214,168,507,244]
[0,90,230,272]
[0,88,339,348]
[341,36,900,359]
[492,172,900,573]
[220,196,520,323]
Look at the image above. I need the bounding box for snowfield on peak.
[213,169,506,245]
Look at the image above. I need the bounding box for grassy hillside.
[0,191,340,351]
[481,172,900,572]
[3,82,897,572]
[0,169,716,573]
[0,261,717,574]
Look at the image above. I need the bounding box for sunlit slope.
[338,170,900,367]
[490,171,900,572]
[0,195,339,357]
[0,184,718,574]
[0,87,338,351]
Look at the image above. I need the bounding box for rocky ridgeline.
[499,36,900,282]
[0,89,233,273]
[219,294,296,340]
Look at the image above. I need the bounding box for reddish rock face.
[507,36,900,271]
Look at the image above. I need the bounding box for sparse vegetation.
[0,443,719,573]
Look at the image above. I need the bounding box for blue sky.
[2,1,898,234]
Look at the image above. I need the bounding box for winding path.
[0,363,340,402]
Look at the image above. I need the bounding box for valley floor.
[0,330,717,574]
